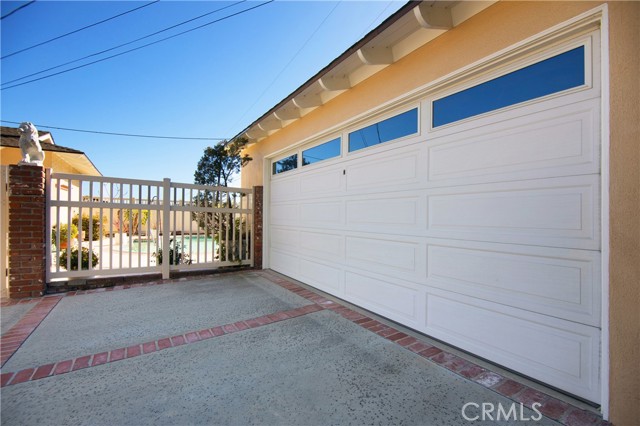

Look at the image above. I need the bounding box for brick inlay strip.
[1,296,62,367]
[0,302,324,388]
[0,298,40,307]
[257,270,608,426]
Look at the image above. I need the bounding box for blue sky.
[1,0,404,183]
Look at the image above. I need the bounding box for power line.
[0,1,273,91]
[231,1,402,137]
[1,1,36,20]
[226,1,341,135]
[0,120,227,141]
[1,1,159,60]
[2,1,245,85]
[359,1,396,38]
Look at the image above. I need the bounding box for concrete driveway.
[0,271,604,426]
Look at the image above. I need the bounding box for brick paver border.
[257,270,609,426]
[0,302,324,388]
[1,296,62,367]
[0,270,607,426]
[0,298,40,307]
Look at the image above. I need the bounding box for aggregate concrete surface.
[3,273,310,371]
[1,308,559,426]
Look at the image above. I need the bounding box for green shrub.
[59,247,99,270]
[72,213,106,241]
[153,239,191,265]
[51,223,78,247]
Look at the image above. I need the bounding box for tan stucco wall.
[241,2,639,423]
[0,147,86,175]
[606,2,640,425]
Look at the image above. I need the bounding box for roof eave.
[235,0,497,146]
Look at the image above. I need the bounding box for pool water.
[129,235,216,254]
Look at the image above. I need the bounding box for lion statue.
[18,122,45,165]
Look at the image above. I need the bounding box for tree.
[123,209,149,235]
[193,138,252,261]
[194,137,251,187]
[277,154,298,171]
[114,209,149,235]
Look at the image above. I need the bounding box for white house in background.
[236,2,639,424]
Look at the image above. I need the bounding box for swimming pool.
[129,235,216,255]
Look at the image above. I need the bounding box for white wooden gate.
[47,172,253,281]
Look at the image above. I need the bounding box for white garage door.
[268,33,602,403]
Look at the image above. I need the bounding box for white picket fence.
[47,172,254,281]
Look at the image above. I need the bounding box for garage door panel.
[427,99,599,186]
[346,236,425,283]
[300,167,344,197]
[346,195,425,233]
[346,149,422,191]
[269,249,299,279]
[270,203,298,226]
[270,227,299,252]
[299,230,344,262]
[345,271,420,327]
[298,258,343,295]
[427,175,599,249]
[426,242,600,326]
[299,201,344,228]
[424,291,600,402]
[271,176,300,202]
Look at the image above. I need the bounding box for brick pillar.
[253,186,263,270]
[8,165,47,298]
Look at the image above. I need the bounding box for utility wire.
[227,1,341,135]
[1,1,36,20]
[2,1,245,85]
[0,120,227,141]
[359,1,396,38]
[232,1,401,137]
[0,1,273,91]
[1,1,158,60]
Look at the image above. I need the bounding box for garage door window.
[302,137,341,166]
[272,154,298,175]
[349,108,418,152]
[432,46,585,127]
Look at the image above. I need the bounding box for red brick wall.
[253,186,263,270]
[8,165,47,298]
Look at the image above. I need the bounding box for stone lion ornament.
[18,122,45,165]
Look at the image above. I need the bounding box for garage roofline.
[234,1,494,145]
